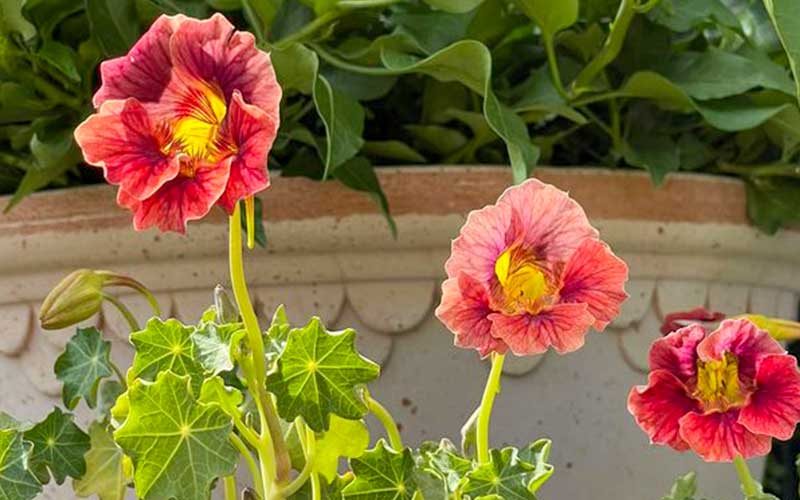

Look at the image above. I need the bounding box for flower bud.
[742,314,800,341]
[39,269,109,330]
[213,285,239,323]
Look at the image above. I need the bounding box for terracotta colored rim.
[0,166,748,233]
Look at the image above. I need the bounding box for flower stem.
[231,433,264,499]
[108,361,127,390]
[310,470,321,500]
[224,476,237,500]
[476,353,506,464]
[102,293,140,332]
[733,455,758,498]
[366,393,403,450]
[281,420,316,497]
[245,196,256,250]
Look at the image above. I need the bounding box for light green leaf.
[267,317,380,432]
[0,429,41,500]
[381,40,539,183]
[517,439,555,494]
[314,415,370,481]
[21,0,83,39]
[97,380,124,418]
[198,376,244,419]
[406,125,468,156]
[54,326,114,410]
[763,0,800,105]
[343,440,418,500]
[114,371,237,500]
[74,422,131,500]
[422,0,484,13]
[419,439,472,493]
[289,473,353,500]
[129,318,204,394]
[0,0,36,39]
[694,97,789,132]
[23,408,89,485]
[37,41,81,83]
[517,0,579,39]
[360,141,427,163]
[191,322,245,375]
[660,472,697,500]
[619,71,695,111]
[461,446,552,500]
[86,0,140,57]
[512,69,587,124]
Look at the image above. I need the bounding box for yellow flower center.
[493,246,553,314]
[694,353,744,410]
[159,81,235,176]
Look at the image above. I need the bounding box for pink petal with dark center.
[445,201,512,284]
[739,354,800,440]
[679,410,772,462]
[628,370,699,451]
[489,302,594,355]
[559,238,628,330]
[131,157,233,234]
[497,178,597,263]
[216,91,277,213]
[74,98,179,200]
[93,15,183,109]
[436,274,506,358]
[648,324,706,383]
[698,319,784,382]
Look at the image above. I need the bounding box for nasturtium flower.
[435,179,628,357]
[628,318,800,462]
[75,14,281,233]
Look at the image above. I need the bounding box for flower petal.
[489,302,594,355]
[739,354,800,440]
[445,201,512,284]
[169,13,282,119]
[497,178,597,262]
[679,410,772,462]
[559,238,628,330]
[436,274,506,357]
[628,370,699,451]
[93,15,183,108]
[698,318,784,381]
[74,99,179,200]
[131,158,232,233]
[649,324,706,383]
[215,91,277,213]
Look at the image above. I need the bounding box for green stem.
[733,455,758,498]
[245,196,256,250]
[609,98,623,159]
[281,421,316,497]
[231,433,264,500]
[0,152,34,170]
[572,0,638,93]
[310,43,402,76]
[310,470,321,500]
[108,361,127,390]
[274,10,342,48]
[102,273,162,317]
[224,475,237,500]
[366,394,403,450]
[718,162,800,178]
[17,68,83,111]
[476,353,505,464]
[543,35,568,101]
[102,294,140,332]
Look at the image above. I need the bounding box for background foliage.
[1,0,800,232]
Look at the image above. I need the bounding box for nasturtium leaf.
[191,321,245,375]
[198,376,244,419]
[419,439,472,493]
[517,439,555,494]
[314,415,370,481]
[23,407,89,485]
[74,422,131,500]
[461,446,552,500]
[267,317,380,432]
[129,318,204,394]
[343,440,418,500]
[114,371,237,500]
[0,429,41,500]
[660,472,697,500]
[54,327,114,409]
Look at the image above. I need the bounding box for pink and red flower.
[435,179,628,357]
[74,14,281,233]
[628,318,800,462]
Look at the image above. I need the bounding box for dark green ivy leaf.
[343,440,418,500]
[23,407,90,485]
[54,326,114,409]
[267,317,380,432]
[0,429,41,499]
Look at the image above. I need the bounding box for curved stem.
[310,43,404,76]
[310,470,321,500]
[274,10,341,48]
[281,421,316,497]
[224,475,237,500]
[101,274,162,317]
[733,455,758,498]
[231,433,264,499]
[543,35,568,101]
[366,394,403,450]
[102,294,140,332]
[476,353,506,464]
[108,361,127,390]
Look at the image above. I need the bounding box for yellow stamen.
[172,83,227,162]
[695,353,743,409]
[494,247,550,313]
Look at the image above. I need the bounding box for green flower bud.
[742,314,800,341]
[39,269,110,330]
